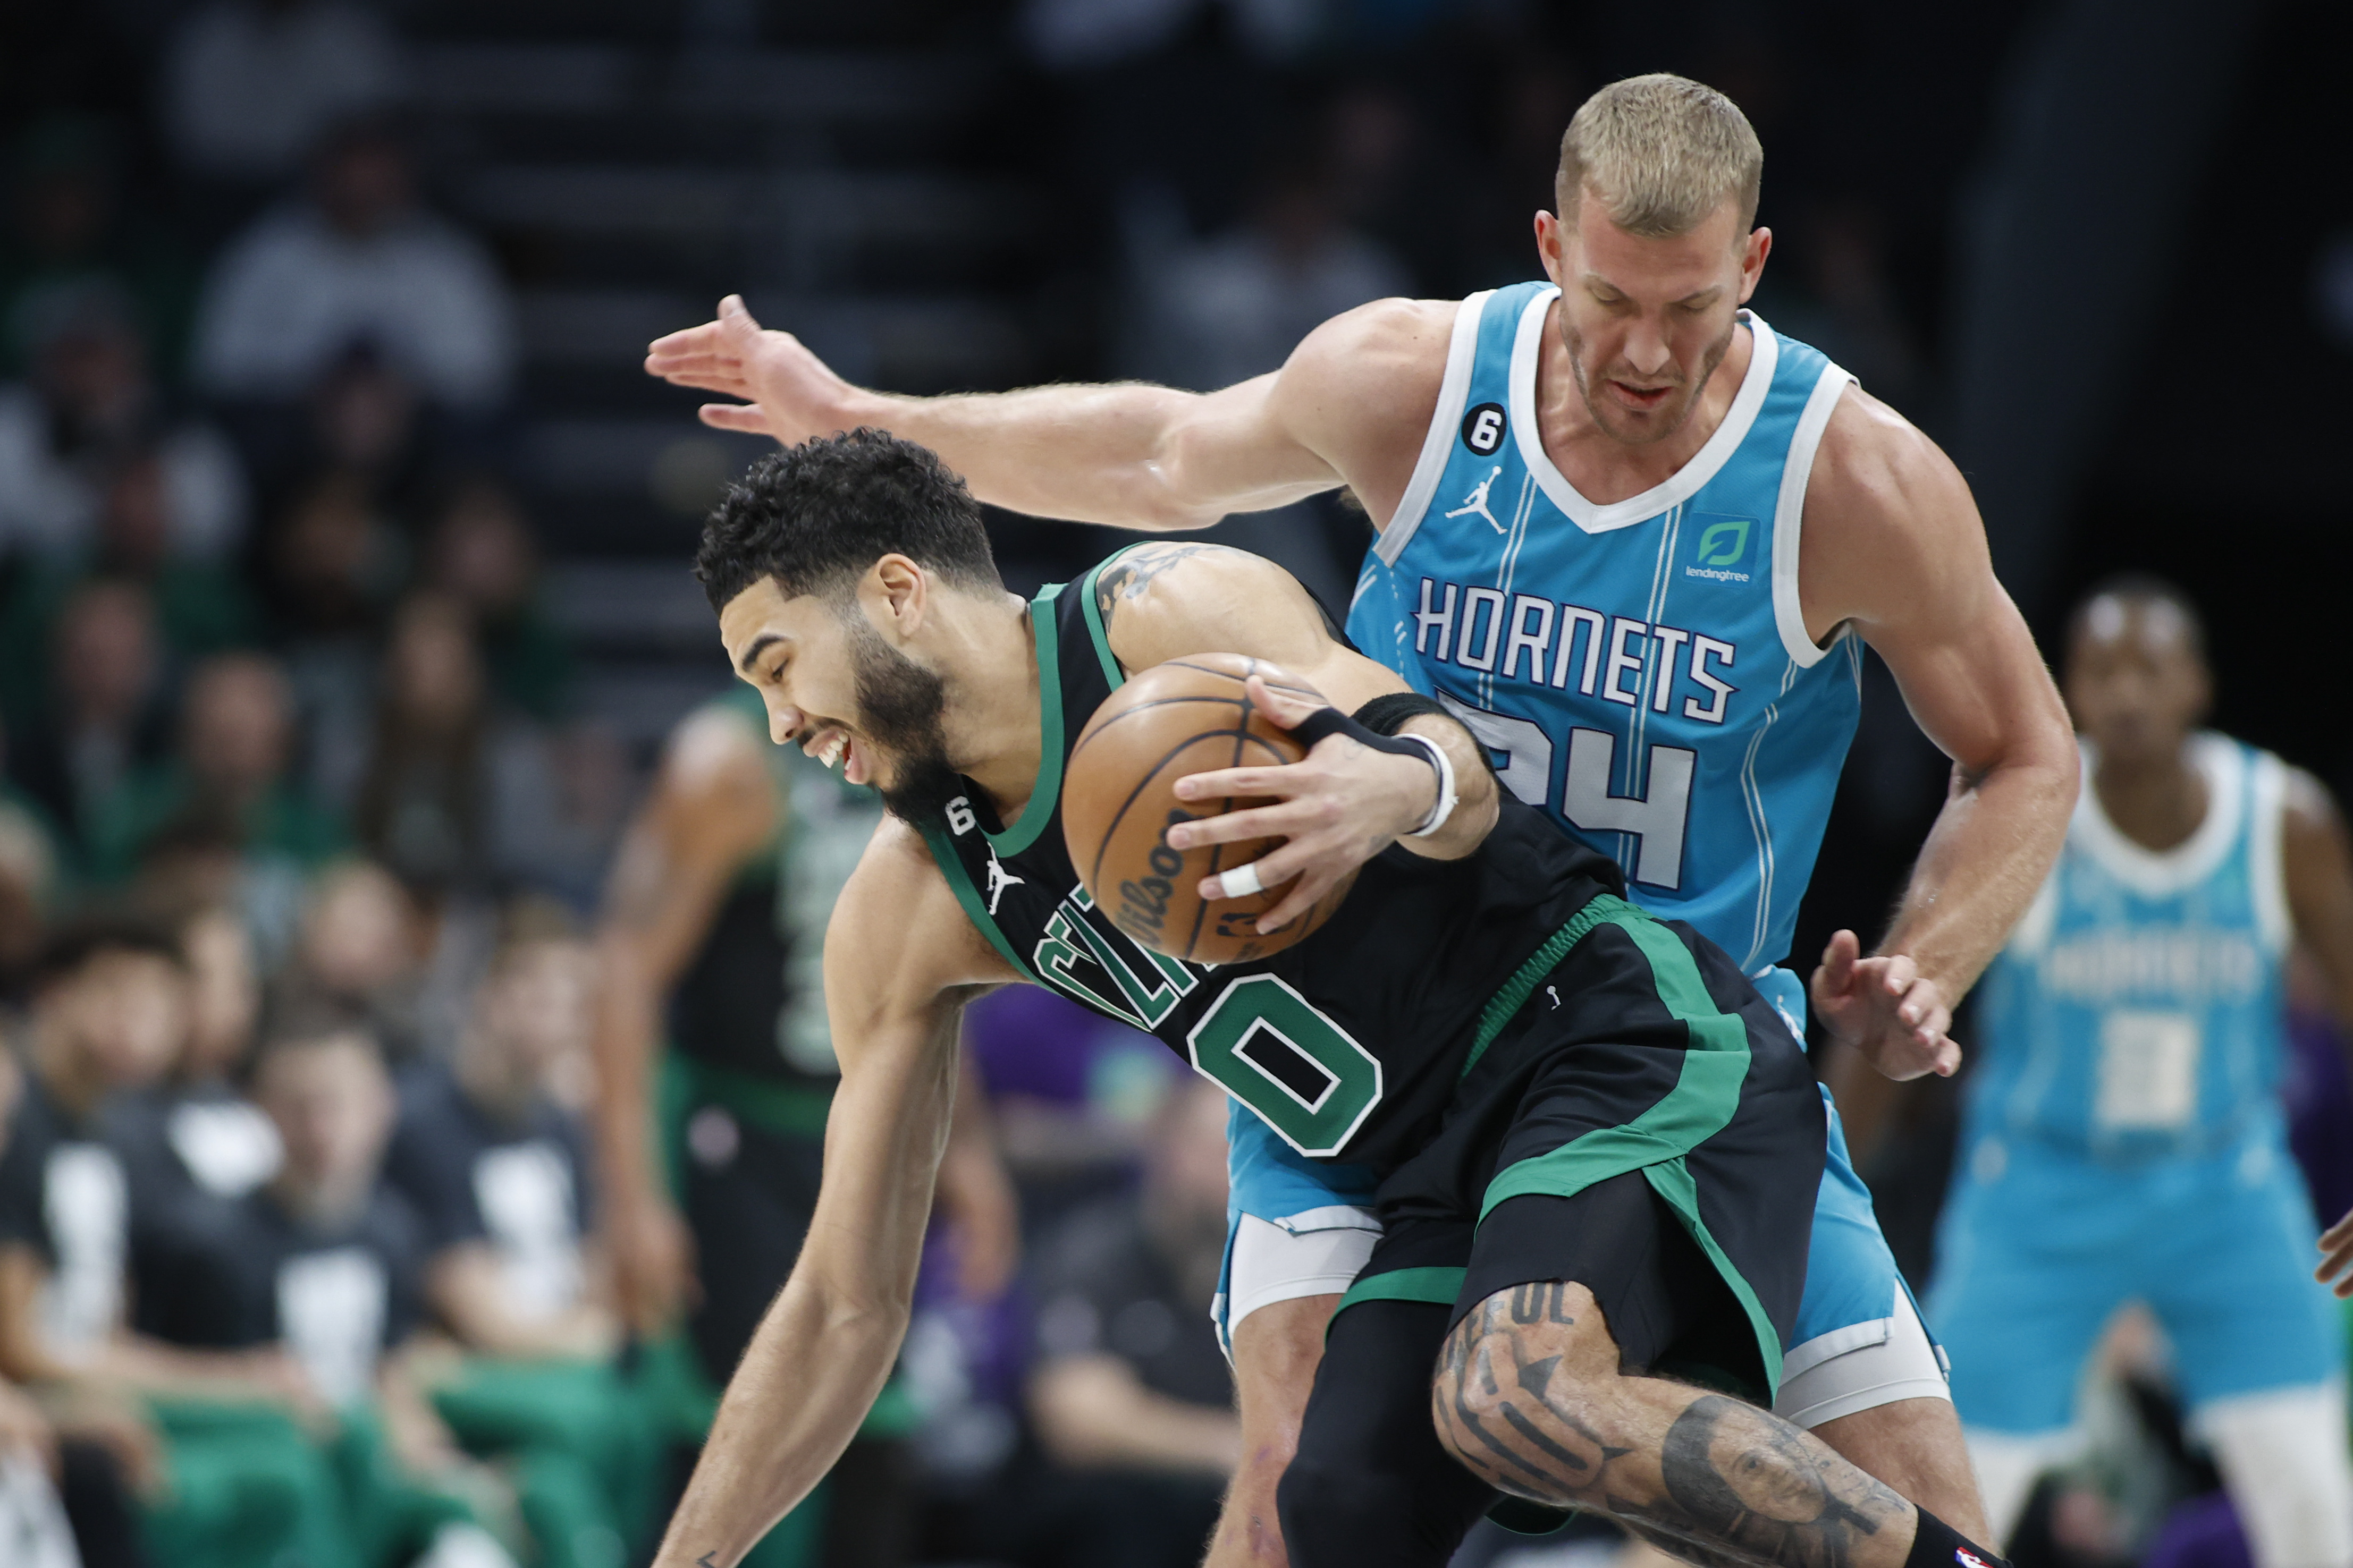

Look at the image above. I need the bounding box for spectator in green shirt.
[90,652,344,884]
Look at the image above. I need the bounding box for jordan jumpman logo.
[985,853,1025,915]
[1445,466,1506,533]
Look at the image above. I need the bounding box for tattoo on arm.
[1653,1395,1892,1568]
[1431,1294,1910,1568]
[697,1553,719,1567]
[1091,543,1229,626]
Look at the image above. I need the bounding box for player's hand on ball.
[1168,674,1439,936]
[644,294,859,445]
[1810,929,1961,1081]
[2316,1208,2353,1298]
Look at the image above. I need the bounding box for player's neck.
[1533,306,1751,505]
[940,591,1048,824]
[2093,742,2208,853]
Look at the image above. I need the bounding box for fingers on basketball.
[1064,653,1357,964]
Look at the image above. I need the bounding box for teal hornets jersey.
[1346,281,1862,972]
[1969,735,2293,1156]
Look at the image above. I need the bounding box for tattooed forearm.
[1654,1396,1899,1568]
[1091,543,1232,623]
[1431,1288,1915,1568]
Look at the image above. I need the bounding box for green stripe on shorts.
[1334,1265,1468,1319]
[1475,902,1784,1392]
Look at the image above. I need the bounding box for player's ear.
[1738,225,1772,303]
[866,553,928,640]
[1534,210,1566,283]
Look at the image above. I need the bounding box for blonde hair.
[1556,73,1762,239]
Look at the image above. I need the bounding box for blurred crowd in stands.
[6,3,2333,1568]
[0,3,1514,1563]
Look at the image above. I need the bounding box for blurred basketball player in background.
[1930,578,2353,1565]
[588,685,1017,1568]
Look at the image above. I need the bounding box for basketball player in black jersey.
[651,430,2008,1568]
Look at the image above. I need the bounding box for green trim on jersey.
[668,1052,835,1140]
[914,580,1077,974]
[919,822,1041,983]
[1476,904,1781,1391]
[983,583,1070,857]
[1334,1265,1468,1319]
[1075,546,1143,690]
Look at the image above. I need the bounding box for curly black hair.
[695,428,1001,613]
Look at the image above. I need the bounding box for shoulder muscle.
[1798,385,1990,642]
[1270,297,1458,527]
[1093,543,1342,676]
[825,817,1019,1066]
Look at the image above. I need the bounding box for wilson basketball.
[1062,652,1359,965]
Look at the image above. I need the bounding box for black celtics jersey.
[918,557,1624,1172]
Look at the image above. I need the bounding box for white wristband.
[1397,733,1458,838]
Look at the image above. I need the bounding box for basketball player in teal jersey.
[1933,580,2353,1565]
[646,74,2080,1552]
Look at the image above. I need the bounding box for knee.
[1276,1382,1495,1568]
[1430,1284,1623,1497]
[1275,1444,1463,1568]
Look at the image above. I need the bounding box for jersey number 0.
[1187,975,1383,1157]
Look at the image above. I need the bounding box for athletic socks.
[1903,1510,2012,1568]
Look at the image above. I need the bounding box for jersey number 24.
[1437,691,1694,888]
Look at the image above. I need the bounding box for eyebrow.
[1582,275,1722,306]
[736,632,783,675]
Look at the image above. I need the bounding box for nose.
[767,698,804,746]
[1623,315,1671,376]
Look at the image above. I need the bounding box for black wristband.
[1904,1510,2011,1568]
[1289,704,1430,759]
[1352,690,1453,738]
[1288,700,1456,836]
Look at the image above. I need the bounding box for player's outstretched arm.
[652,823,1016,1568]
[643,294,1447,531]
[1802,389,2079,1089]
[1091,541,1502,933]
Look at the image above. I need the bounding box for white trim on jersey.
[1770,357,1858,669]
[2008,864,2063,957]
[2247,748,2292,954]
[1508,290,1779,535]
[1372,290,1490,569]
[2072,733,2245,896]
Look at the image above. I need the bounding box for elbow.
[1136,496,1226,534]
[809,1274,915,1347]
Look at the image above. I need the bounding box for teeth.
[818,733,846,770]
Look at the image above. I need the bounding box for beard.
[1562,310,1739,447]
[842,611,965,824]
